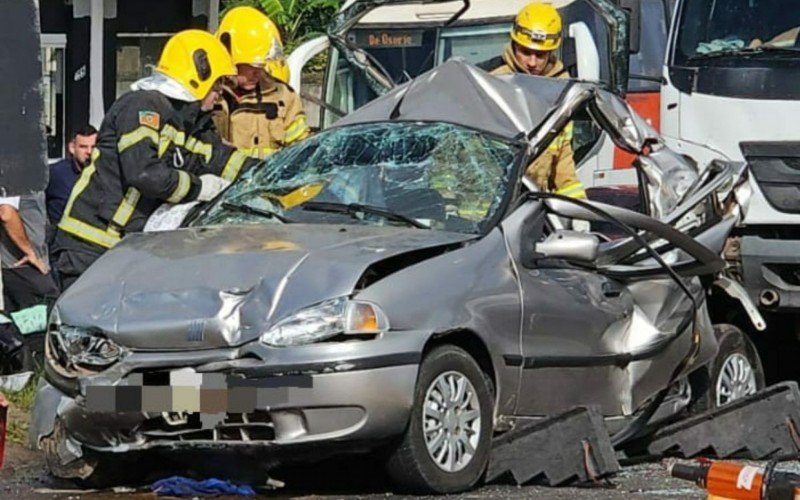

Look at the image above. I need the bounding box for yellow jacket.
[487,45,586,199]
[212,73,309,159]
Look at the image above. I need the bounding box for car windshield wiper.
[221,202,293,223]
[301,201,430,229]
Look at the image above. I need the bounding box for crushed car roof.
[333,59,571,140]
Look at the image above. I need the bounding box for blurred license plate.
[85,369,312,413]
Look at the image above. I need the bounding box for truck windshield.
[673,0,800,65]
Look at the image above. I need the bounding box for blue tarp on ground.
[151,476,256,497]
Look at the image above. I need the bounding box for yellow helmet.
[265,59,290,84]
[511,2,563,52]
[216,6,288,82]
[156,29,236,101]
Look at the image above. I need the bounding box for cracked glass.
[191,122,519,234]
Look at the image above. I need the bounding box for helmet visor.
[265,36,284,61]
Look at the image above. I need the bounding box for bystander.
[45,126,97,230]
[0,194,58,311]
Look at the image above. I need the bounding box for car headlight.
[260,297,389,347]
[50,325,123,369]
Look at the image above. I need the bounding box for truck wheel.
[385,345,493,494]
[690,324,765,412]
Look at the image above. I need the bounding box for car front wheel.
[385,345,493,494]
[691,324,765,412]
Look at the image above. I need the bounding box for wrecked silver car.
[32,61,753,493]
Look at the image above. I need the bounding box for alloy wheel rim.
[422,370,482,473]
[716,353,757,406]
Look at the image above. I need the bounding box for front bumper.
[32,332,427,456]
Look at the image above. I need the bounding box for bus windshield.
[321,0,621,127]
[325,24,509,126]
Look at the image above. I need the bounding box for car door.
[503,192,726,417]
[502,201,635,416]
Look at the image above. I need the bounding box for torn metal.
[334,59,568,139]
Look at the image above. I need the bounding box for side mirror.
[534,230,599,264]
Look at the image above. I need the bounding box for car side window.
[571,106,604,165]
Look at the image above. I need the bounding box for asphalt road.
[1,440,706,499]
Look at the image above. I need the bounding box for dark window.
[629,0,669,92]
[673,0,800,66]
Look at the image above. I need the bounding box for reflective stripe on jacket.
[212,73,309,160]
[59,90,256,249]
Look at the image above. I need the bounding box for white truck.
[661,0,800,384]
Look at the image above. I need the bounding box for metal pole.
[89,0,104,128]
[208,0,220,32]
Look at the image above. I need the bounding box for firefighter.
[213,6,309,159]
[53,30,257,289]
[481,2,586,200]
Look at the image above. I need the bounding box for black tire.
[689,324,765,413]
[385,345,493,494]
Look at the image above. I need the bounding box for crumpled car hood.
[56,224,473,350]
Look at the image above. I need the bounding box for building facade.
[39,0,221,160]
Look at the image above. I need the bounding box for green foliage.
[6,370,41,445]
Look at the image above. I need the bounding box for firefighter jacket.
[482,44,586,199]
[212,73,309,159]
[58,90,256,250]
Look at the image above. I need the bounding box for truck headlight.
[260,297,389,347]
[50,326,123,369]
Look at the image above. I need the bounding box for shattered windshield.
[674,0,800,64]
[191,122,519,234]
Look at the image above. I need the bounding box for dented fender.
[28,377,70,449]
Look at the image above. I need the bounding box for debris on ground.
[151,476,256,497]
[486,406,620,486]
[32,488,99,494]
[0,372,33,393]
[647,382,800,460]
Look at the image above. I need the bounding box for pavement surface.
[1,438,707,499]
[6,397,799,499]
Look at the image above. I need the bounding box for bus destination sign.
[350,30,424,48]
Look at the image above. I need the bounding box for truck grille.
[741,141,800,214]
